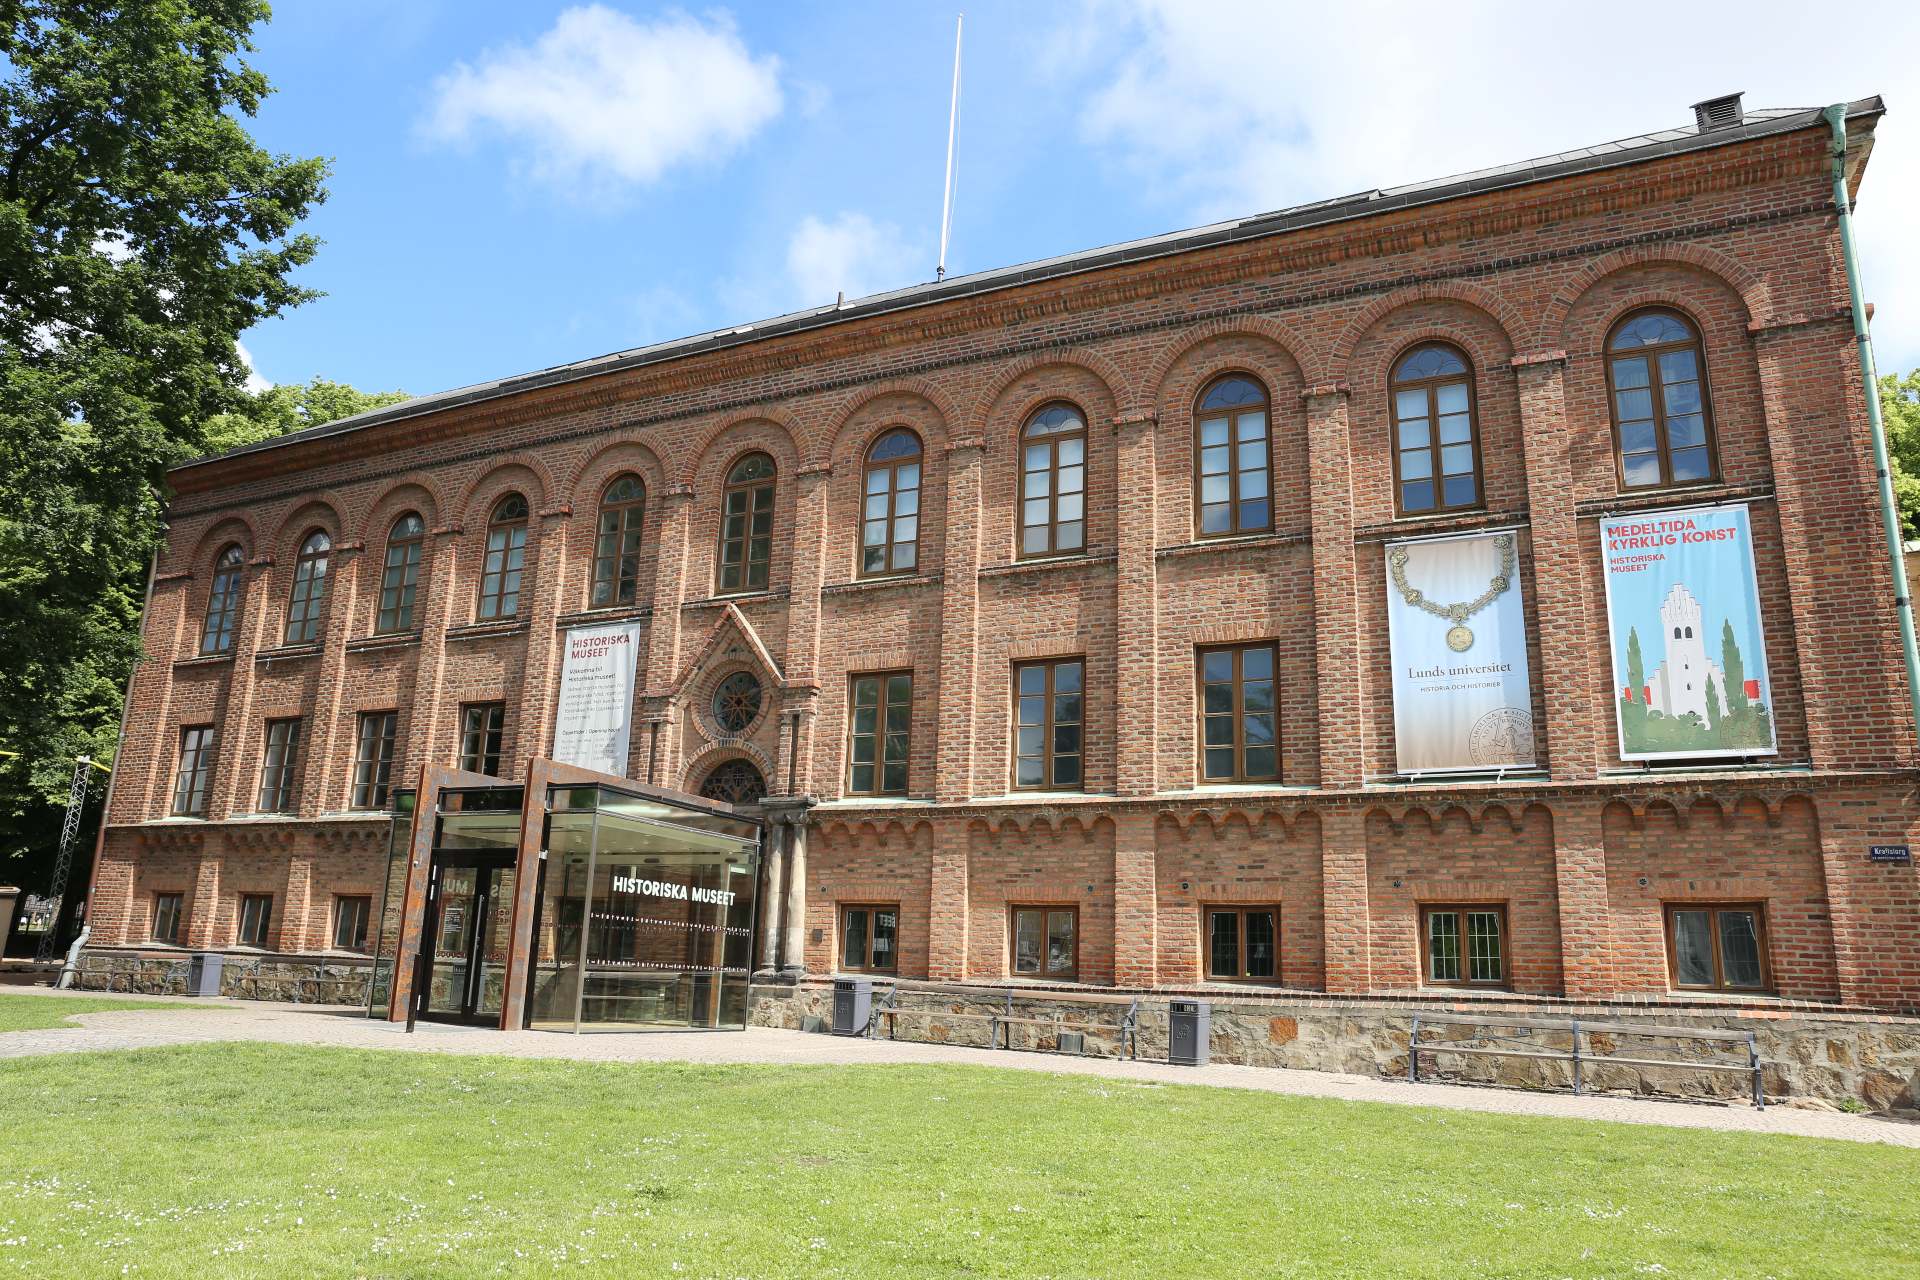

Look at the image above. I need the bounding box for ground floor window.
[151,892,183,945]
[237,894,273,947]
[840,903,899,973]
[1666,903,1769,992]
[1420,904,1506,987]
[333,895,372,951]
[1205,904,1279,981]
[1010,905,1077,980]
[458,702,507,775]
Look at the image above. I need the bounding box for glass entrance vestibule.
[372,761,763,1033]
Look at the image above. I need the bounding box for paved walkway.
[3,986,1915,1147]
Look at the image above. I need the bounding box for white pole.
[936,13,962,282]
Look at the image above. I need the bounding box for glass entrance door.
[421,856,513,1024]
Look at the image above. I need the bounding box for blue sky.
[237,1,1920,399]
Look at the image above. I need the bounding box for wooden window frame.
[1663,901,1772,994]
[1017,403,1089,560]
[350,710,398,810]
[1202,903,1282,983]
[150,892,184,945]
[237,893,273,948]
[376,513,426,634]
[477,495,529,620]
[1389,343,1484,517]
[591,474,647,607]
[845,671,913,797]
[1192,374,1274,539]
[716,453,776,594]
[332,895,372,952]
[457,702,506,776]
[1195,642,1280,784]
[1011,658,1084,791]
[1419,903,1509,989]
[698,758,767,806]
[171,725,215,817]
[1604,307,1721,493]
[256,717,302,813]
[200,544,245,656]
[284,529,332,645]
[839,902,901,974]
[1008,904,1079,981]
[858,430,923,578]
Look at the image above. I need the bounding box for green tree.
[1882,368,1920,540]
[203,376,408,455]
[0,1,326,901]
[1625,626,1645,699]
[1720,619,1747,710]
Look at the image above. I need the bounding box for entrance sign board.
[551,621,644,776]
[1600,503,1776,761]
[1384,528,1536,773]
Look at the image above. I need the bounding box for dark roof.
[180,96,1882,474]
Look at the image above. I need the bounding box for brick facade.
[88,102,1920,1012]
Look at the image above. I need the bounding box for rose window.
[711,671,764,734]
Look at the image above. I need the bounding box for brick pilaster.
[1319,807,1370,993]
[1112,411,1160,797]
[303,549,364,814]
[785,467,832,686]
[130,575,193,820]
[185,850,222,947]
[1551,797,1614,998]
[517,508,572,767]
[1111,808,1158,985]
[204,553,280,820]
[643,487,695,697]
[1305,387,1363,786]
[935,440,984,802]
[927,823,970,980]
[397,528,460,784]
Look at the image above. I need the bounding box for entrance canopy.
[370,759,763,1032]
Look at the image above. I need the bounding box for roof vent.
[1691,92,1745,132]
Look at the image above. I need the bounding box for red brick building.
[85,94,1920,1016]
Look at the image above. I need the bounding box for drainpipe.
[1823,103,1920,756]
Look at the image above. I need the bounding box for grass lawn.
[0,992,212,1033]
[0,1045,1912,1278]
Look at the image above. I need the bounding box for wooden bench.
[1408,1011,1766,1108]
[867,982,1140,1060]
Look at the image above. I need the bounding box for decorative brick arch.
[265,491,348,560]
[1544,244,1767,348]
[811,377,964,470]
[561,438,670,510]
[1328,281,1527,378]
[678,741,776,794]
[1366,323,1513,389]
[454,458,554,527]
[354,480,443,547]
[681,408,806,487]
[183,513,259,570]
[1142,316,1323,411]
[962,349,1130,442]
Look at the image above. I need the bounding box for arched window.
[716,453,775,593]
[477,494,529,620]
[1194,376,1271,537]
[1019,404,1087,557]
[200,545,245,656]
[376,513,425,634]
[284,531,331,645]
[860,430,922,576]
[591,474,646,607]
[1607,309,1717,490]
[711,671,764,735]
[698,758,767,806]
[1390,344,1481,514]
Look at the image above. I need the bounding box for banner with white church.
[1384,528,1536,774]
[1599,503,1776,761]
[550,620,644,776]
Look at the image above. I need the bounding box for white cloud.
[784,212,923,307]
[235,341,273,394]
[422,5,782,189]
[1056,0,1920,370]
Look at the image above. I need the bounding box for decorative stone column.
[1303,386,1364,787]
[760,796,815,977]
[755,819,787,975]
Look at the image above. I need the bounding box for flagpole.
[936,13,962,282]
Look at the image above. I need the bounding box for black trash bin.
[186,952,224,998]
[1169,999,1211,1066]
[832,976,872,1036]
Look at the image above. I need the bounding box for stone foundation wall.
[750,982,1920,1113]
[73,949,371,1005]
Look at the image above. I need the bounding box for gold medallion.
[1446,625,1474,652]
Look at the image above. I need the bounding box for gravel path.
[4,987,1914,1147]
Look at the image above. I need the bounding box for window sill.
[1154,531,1308,561]
[346,631,421,654]
[814,795,937,810]
[254,642,321,664]
[821,572,941,596]
[1353,509,1526,542]
[1573,481,1773,520]
[1158,783,1313,798]
[686,588,788,610]
[978,552,1116,578]
[172,652,234,670]
[446,619,527,642]
[555,605,652,628]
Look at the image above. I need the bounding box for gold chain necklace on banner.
[1388,533,1516,653]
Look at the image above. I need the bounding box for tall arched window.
[1606,309,1717,490]
[716,453,775,593]
[1194,376,1271,537]
[1019,404,1087,558]
[376,513,425,633]
[591,474,647,607]
[1391,344,1481,514]
[860,429,922,576]
[284,531,331,645]
[477,494,528,620]
[200,545,245,655]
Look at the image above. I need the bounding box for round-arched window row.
[860,429,922,576]
[284,530,332,645]
[1390,343,1482,516]
[377,512,426,634]
[1020,403,1087,557]
[1606,307,1717,490]
[199,544,246,656]
[592,473,647,607]
[717,453,775,594]
[1194,375,1272,538]
[477,494,529,621]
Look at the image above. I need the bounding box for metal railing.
[866,981,1140,1060]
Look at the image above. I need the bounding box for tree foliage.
[1881,368,1920,541]
[203,377,407,455]
[0,1,326,892]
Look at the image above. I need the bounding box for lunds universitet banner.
[1599,503,1775,760]
[551,620,644,776]
[1384,529,1535,774]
